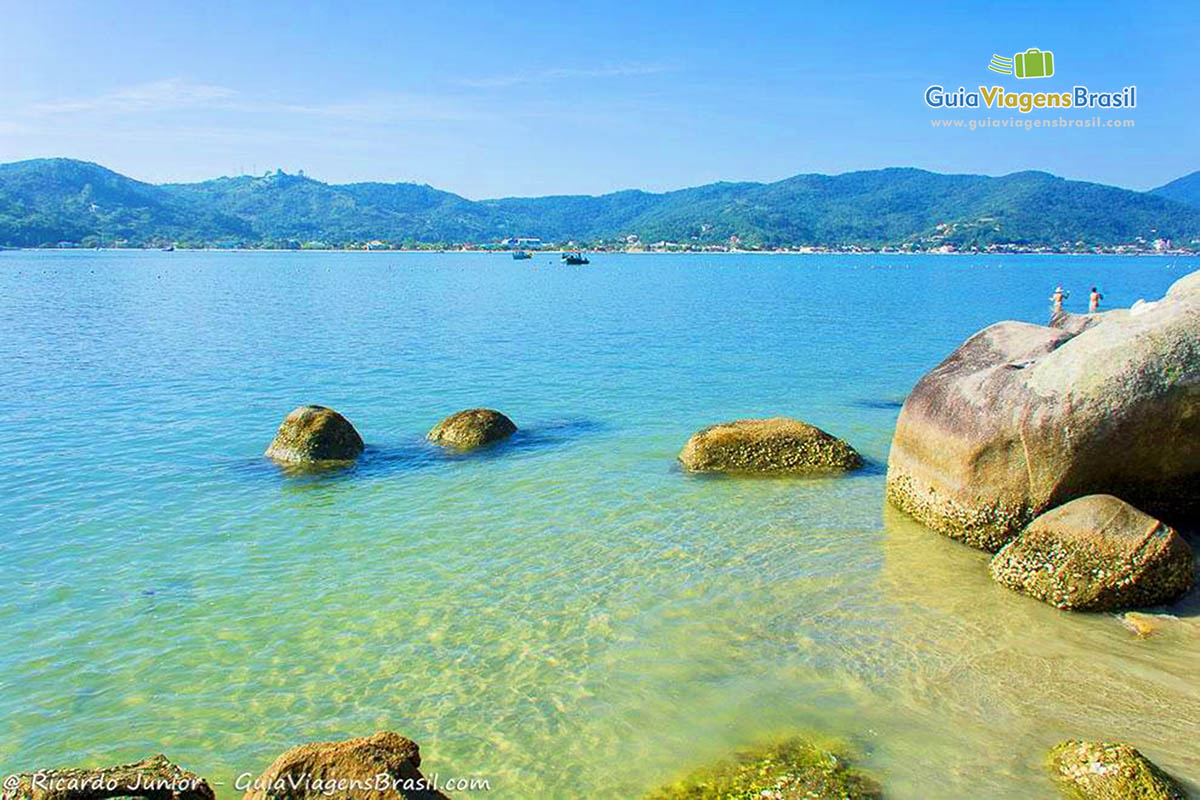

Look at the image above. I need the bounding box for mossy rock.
[6,754,214,800]
[678,418,862,474]
[645,736,881,800]
[427,408,517,449]
[243,731,450,800]
[990,495,1194,611]
[1048,740,1186,799]
[265,406,364,463]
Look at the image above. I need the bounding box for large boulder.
[887,270,1200,551]
[645,736,881,799]
[678,418,862,474]
[427,408,516,449]
[6,754,214,800]
[265,405,365,463]
[990,495,1194,611]
[1048,740,1186,799]
[243,732,450,800]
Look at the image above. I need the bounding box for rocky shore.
[886,269,1199,611]
[886,269,1199,553]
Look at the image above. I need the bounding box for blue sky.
[0,0,1195,197]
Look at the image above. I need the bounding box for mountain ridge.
[2,157,1198,250]
[1152,170,1200,210]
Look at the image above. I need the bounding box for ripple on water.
[1,251,1197,799]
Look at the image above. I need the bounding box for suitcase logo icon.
[988,48,1055,79]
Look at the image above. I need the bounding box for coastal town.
[28,232,1197,255]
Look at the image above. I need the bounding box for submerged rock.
[645,736,881,799]
[886,269,1200,552]
[243,731,450,800]
[6,754,214,800]
[1048,740,1186,800]
[265,405,364,463]
[427,408,516,449]
[678,417,862,474]
[989,495,1194,611]
[1120,611,1168,638]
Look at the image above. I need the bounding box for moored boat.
[512,250,532,260]
[562,251,589,265]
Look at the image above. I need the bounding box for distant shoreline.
[3,160,1199,258]
[6,247,1196,257]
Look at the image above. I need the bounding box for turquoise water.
[2,251,1198,799]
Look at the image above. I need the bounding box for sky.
[0,0,1196,198]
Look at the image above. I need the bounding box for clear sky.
[0,0,1195,198]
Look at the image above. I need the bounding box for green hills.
[1,157,1198,250]
[1152,170,1200,210]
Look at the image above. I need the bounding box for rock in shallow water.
[243,731,450,800]
[265,405,365,463]
[427,408,516,449]
[678,417,862,474]
[644,736,881,799]
[6,754,214,800]
[1120,611,1168,638]
[886,269,1200,552]
[1048,740,1186,800]
[989,494,1194,611]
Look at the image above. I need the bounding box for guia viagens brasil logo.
[989,48,1054,79]
[925,49,1135,113]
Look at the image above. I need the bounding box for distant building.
[500,237,544,249]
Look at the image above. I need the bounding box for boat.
[161,244,175,252]
[562,251,589,265]
[512,250,532,260]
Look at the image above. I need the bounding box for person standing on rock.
[1089,286,1103,313]
[1050,285,1069,313]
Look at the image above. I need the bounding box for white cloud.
[30,79,238,115]
[458,63,675,88]
[245,94,483,123]
[19,79,483,123]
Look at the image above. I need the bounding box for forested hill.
[1152,170,1200,211]
[2,158,1198,250]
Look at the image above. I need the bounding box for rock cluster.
[886,269,1200,552]
[8,735,450,800]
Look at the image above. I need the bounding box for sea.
[1,250,1197,798]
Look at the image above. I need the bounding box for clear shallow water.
[1,251,1197,799]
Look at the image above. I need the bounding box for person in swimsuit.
[1050,285,1068,313]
